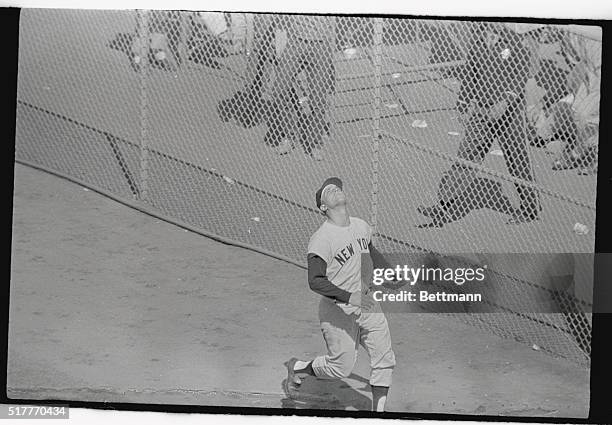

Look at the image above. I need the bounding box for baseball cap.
[315,177,343,210]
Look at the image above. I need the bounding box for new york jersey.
[308,217,373,311]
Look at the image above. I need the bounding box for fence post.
[138,9,150,202]
[369,18,384,230]
[179,11,189,68]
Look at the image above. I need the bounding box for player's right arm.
[307,253,352,303]
[307,230,353,303]
[307,229,370,307]
[308,254,374,309]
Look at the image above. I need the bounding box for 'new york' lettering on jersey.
[307,216,373,297]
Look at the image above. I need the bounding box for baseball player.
[284,177,397,412]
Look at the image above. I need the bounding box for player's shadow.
[281,373,372,411]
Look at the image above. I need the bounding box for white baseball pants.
[311,297,395,387]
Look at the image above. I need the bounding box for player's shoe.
[283,357,303,398]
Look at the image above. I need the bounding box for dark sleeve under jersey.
[307,253,352,303]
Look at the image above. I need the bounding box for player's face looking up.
[320,184,346,211]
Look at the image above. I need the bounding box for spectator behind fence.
[216,15,330,158]
[264,15,336,161]
[217,14,286,129]
[107,10,182,72]
[417,22,542,228]
[189,12,255,67]
[527,26,600,176]
[108,11,246,72]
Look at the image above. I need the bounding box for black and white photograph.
[4,1,611,423]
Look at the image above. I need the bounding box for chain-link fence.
[15,9,601,367]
